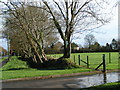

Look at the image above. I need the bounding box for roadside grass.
[82,82,120,90]
[0,56,29,71]
[48,52,118,70]
[0,56,93,80]
[0,57,9,63]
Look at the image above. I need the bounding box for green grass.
[0,57,9,62]
[0,56,29,71]
[82,82,120,90]
[0,56,93,80]
[48,52,118,70]
[0,52,118,80]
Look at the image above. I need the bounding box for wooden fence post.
[87,56,89,68]
[109,52,111,63]
[78,55,81,65]
[103,54,106,72]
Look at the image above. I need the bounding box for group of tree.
[0,0,116,68]
[80,34,118,52]
[44,42,80,54]
[3,3,58,63]
[44,36,119,53]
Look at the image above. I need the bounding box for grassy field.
[0,52,118,80]
[48,52,118,70]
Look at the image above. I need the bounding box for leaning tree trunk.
[30,36,47,63]
[41,48,47,62]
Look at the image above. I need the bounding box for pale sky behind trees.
[73,6,118,47]
[0,0,118,50]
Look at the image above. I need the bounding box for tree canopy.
[0,0,117,68]
[2,2,58,64]
[42,0,115,58]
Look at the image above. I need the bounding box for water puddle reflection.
[75,72,119,88]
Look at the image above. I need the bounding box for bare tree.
[1,1,57,64]
[42,0,115,58]
[84,34,96,49]
[1,0,117,59]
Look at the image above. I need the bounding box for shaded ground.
[0,55,11,67]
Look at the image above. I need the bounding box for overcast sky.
[0,0,118,50]
[73,6,118,47]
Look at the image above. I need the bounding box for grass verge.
[0,57,9,63]
[0,56,93,80]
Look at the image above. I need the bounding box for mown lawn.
[0,56,93,80]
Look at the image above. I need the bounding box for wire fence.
[47,52,118,69]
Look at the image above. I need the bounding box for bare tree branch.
[53,0,66,20]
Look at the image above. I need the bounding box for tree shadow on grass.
[8,68,26,70]
[2,68,28,71]
[17,56,81,71]
[36,67,67,70]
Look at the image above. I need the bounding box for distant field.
[48,52,118,70]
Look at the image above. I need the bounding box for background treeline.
[44,38,118,54]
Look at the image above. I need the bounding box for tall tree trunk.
[63,39,71,58]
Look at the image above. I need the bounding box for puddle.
[75,72,119,88]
